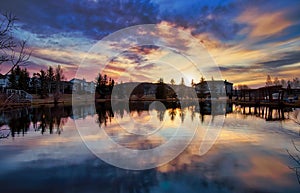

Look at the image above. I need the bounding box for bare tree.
[291,109,300,126]
[191,79,195,87]
[200,76,205,83]
[266,75,273,87]
[0,12,31,75]
[273,77,280,86]
[281,79,287,88]
[237,84,250,90]
[287,140,300,184]
[180,77,185,86]
[170,78,175,85]
[287,109,300,184]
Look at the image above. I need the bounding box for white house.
[194,80,233,98]
[0,74,9,91]
[70,78,96,94]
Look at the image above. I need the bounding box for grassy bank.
[1,94,300,108]
[31,94,73,106]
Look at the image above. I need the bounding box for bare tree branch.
[0,12,31,75]
[291,109,300,126]
[5,40,31,75]
[287,136,300,184]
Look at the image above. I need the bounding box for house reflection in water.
[70,104,96,120]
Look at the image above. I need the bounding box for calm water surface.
[0,102,299,193]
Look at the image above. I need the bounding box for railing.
[5,89,33,103]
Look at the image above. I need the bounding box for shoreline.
[1,93,300,108]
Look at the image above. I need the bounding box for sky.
[0,0,300,88]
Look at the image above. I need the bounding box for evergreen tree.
[47,66,55,94]
[200,76,205,83]
[37,69,48,98]
[96,73,114,98]
[8,66,29,90]
[53,65,64,104]
[8,69,17,89]
[180,77,185,85]
[170,78,175,85]
[156,78,166,99]
[18,68,30,91]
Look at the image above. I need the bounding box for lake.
[0,102,299,193]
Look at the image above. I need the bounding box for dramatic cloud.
[0,0,300,87]
[258,51,300,68]
[0,0,160,39]
[236,9,292,38]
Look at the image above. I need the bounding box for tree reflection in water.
[95,102,114,127]
[0,105,71,138]
[33,105,70,135]
[0,101,234,139]
[1,102,300,192]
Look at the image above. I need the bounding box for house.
[0,74,10,91]
[142,83,157,98]
[113,82,176,99]
[112,82,145,99]
[224,80,233,97]
[61,81,73,94]
[70,78,96,94]
[194,80,233,98]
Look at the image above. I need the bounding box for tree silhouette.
[200,76,205,83]
[170,78,175,85]
[8,66,30,90]
[191,79,195,87]
[0,12,30,75]
[53,65,65,104]
[8,67,17,89]
[281,79,287,88]
[198,76,207,99]
[180,77,185,86]
[96,73,115,98]
[266,75,273,87]
[36,69,48,98]
[46,66,55,94]
[156,78,166,99]
[273,77,280,86]
[237,84,249,90]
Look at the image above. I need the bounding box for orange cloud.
[236,8,292,37]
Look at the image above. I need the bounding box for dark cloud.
[0,0,249,42]
[130,45,160,55]
[121,51,147,64]
[135,63,155,70]
[217,64,264,74]
[259,51,300,68]
[1,0,298,44]
[218,66,230,72]
[24,61,50,73]
[116,45,159,64]
[1,0,300,83]
[0,0,160,39]
[156,0,245,41]
[30,52,76,66]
